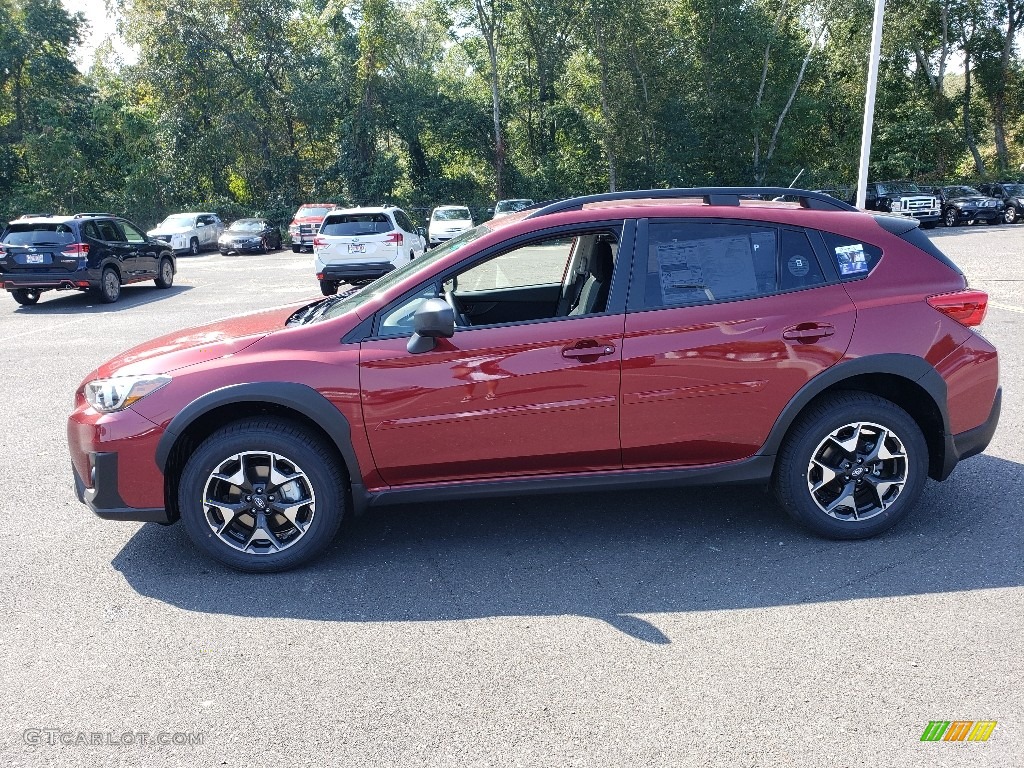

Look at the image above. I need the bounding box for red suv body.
[68,189,1000,572]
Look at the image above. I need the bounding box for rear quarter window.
[820,232,883,280]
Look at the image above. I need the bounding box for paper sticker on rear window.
[835,243,868,276]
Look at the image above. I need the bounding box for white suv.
[313,206,426,295]
[428,205,474,247]
[147,212,223,254]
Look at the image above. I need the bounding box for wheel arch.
[155,383,366,522]
[760,354,950,481]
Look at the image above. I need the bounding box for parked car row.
[818,180,1024,226]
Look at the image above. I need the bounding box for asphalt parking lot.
[1,228,1021,767]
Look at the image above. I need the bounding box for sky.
[63,0,137,67]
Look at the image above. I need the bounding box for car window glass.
[453,237,573,293]
[820,232,883,280]
[2,223,76,245]
[643,222,778,308]
[97,221,125,242]
[82,222,100,240]
[779,229,826,291]
[119,221,147,244]
[320,214,392,237]
[394,211,413,232]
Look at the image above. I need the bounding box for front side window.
[96,221,125,242]
[119,221,147,243]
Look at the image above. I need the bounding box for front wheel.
[11,289,41,306]
[944,208,958,227]
[1005,206,1019,224]
[773,392,928,540]
[921,221,937,229]
[155,258,174,288]
[319,279,338,296]
[189,238,200,255]
[177,417,346,572]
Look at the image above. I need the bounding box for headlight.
[84,375,171,413]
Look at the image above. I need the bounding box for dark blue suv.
[0,213,176,305]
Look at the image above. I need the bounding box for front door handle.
[783,323,835,342]
[562,342,616,359]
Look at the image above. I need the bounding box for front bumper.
[219,241,264,254]
[68,405,170,522]
[72,453,170,523]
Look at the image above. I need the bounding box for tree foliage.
[1,0,1022,226]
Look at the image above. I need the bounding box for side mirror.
[417,227,426,237]
[486,208,494,216]
[407,298,455,354]
[197,221,205,227]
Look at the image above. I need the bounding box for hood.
[949,195,989,204]
[148,225,194,235]
[93,305,299,378]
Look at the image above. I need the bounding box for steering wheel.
[445,287,470,328]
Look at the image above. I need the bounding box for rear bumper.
[940,387,1001,479]
[318,262,395,282]
[3,269,96,291]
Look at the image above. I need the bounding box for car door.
[619,218,856,468]
[95,219,135,276]
[358,223,632,486]
[118,220,158,277]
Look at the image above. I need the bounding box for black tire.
[986,216,1000,225]
[944,208,958,227]
[291,244,301,253]
[96,267,121,303]
[177,417,346,573]
[320,279,338,296]
[189,237,200,255]
[1005,206,1019,224]
[11,288,41,306]
[260,237,269,254]
[921,221,937,229]
[155,258,174,288]
[773,392,928,540]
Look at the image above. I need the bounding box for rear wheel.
[987,216,1000,225]
[11,289,41,306]
[773,392,928,540]
[320,279,338,296]
[921,221,937,229]
[155,258,174,288]
[177,417,346,572]
[96,267,121,303]
[944,208,958,227]
[292,244,301,253]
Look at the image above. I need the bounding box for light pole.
[856,0,886,209]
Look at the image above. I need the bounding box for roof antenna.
[788,168,805,188]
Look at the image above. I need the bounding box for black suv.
[977,182,1024,224]
[863,182,941,227]
[927,185,1003,227]
[0,214,176,305]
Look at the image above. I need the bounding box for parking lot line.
[989,301,1024,314]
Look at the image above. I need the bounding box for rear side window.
[2,223,76,246]
[641,221,825,309]
[820,232,883,280]
[96,221,125,242]
[393,210,415,232]
[82,222,101,240]
[320,214,393,237]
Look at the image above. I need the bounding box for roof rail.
[525,187,859,219]
[19,212,57,218]
[73,212,114,218]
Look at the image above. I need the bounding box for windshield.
[433,208,471,221]
[3,223,76,246]
[494,199,533,214]
[945,187,981,197]
[228,219,266,232]
[313,224,492,323]
[159,215,195,228]
[1004,184,1024,196]
[320,214,392,237]
[297,206,332,218]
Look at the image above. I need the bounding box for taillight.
[61,243,89,257]
[384,232,403,245]
[313,237,326,247]
[927,289,988,327]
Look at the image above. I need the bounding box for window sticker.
[788,254,811,277]
[654,236,759,304]
[835,243,868,276]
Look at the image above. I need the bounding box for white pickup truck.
[147,212,224,254]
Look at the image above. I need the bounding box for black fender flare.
[756,353,949,458]
[154,382,366,507]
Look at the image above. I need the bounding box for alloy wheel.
[202,451,317,555]
[806,421,909,522]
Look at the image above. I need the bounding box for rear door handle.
[783,323,835,342]
[562,342,616,359]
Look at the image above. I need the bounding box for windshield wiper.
[287,286,362,326]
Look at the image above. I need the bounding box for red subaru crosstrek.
[68,189,1001,572]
